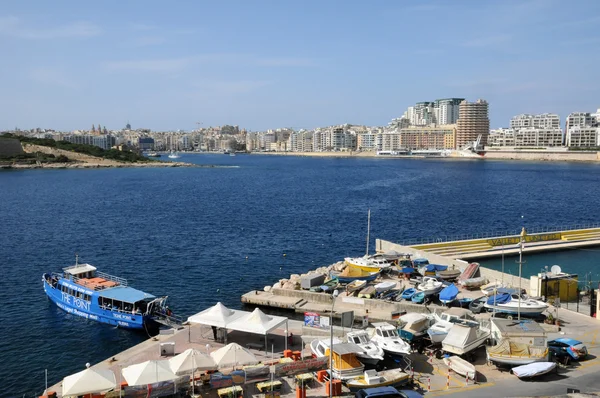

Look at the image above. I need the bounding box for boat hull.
[443,356,476,380]
[43,278,148,330]
[346,372,410,392]
[483,303,547,316]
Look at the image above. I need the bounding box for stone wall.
[0,138,24,157]
[484,150,599,162]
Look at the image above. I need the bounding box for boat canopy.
[331,343,364,355]
[487,292,511,305]
[413,258,429,265]
[439,284,459,302]
[98,286,155,303]
[64,263,97,276]
[401,267,416,274]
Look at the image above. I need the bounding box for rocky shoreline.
[0,161,214,169]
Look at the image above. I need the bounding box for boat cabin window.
[352,337,361,344]
[441,314,449,321]
[376,329,383,337]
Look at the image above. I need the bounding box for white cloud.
[0,16,101,39]
[29,68,79,89]
[192,79,272,95]
[104,54,317,73]
[460,35,510,48]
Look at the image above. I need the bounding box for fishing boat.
[330,267,380,283]
[439,284,459,305]
[427,308,477,344]
[436,269,461,280]
[487,339,549,366]
[398,313,432,341]
[42,256,171,329]
[460,276,488,289]
[510,362,556,379]
[346,280,367,295]
[419,264,448,276]
[417,277,443,295]
[411,291,426,304]
[345,256,393,273]
[371,322,412,357]
[375,281,396,293]
[483,292,549,316]
[346,331,385,366]
[147,152,161,158]
[168,150,180,159]
[443,356,476,380]
[358,286,376,298]
[346,369,410,392]
[401,288,417,300]
[310,341,365,380]
[442,320,491,356]
[458,262,480,283]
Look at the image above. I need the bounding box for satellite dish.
[550,265,562,275]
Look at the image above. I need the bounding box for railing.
[97,271,128,286]
[402,222,600,246]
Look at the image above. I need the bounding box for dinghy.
[443,356,476,380]
[346,369,410,392]
[510,362,556,379]
[346,280,367,294]
[319,279,339,293]
[417,276,443,295]
[437,269,461,280]
[401,288,417,300]
[460,276,488,289]
[375,281,396,293]
[411,291,425,304]
[420,264,448,276]
[358,286,376,298]
[458,262,480,282]
[439,284,459,305]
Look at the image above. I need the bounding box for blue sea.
[2,154,600,396]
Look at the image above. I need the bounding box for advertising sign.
[304,312,321,328]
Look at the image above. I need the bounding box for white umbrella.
[122,360,178,386]
[210,343,259,368]
[169,348,217,375]
[62,367,116,396]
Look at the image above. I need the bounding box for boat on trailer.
[42,256,173,329]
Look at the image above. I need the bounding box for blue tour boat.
[42,256,172,329]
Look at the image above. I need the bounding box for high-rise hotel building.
[456,99,490,149]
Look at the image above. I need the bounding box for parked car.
[356,387,423,398]
[548,338,588,362]
[469,296,487,314]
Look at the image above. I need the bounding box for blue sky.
[1,0,599,131]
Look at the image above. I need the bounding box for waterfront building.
[565,109,600,147]
[488,127,563,147]
[377,126,456,151]
[434,98,463,125]
[510,114,560,130]
[456,99,489,149]
[138,137,155,151]
[357,131,377,150]
[92,135,116,150]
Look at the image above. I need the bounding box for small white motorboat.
[441,320,490,356]
[443,356,476,380]
[417,276,443,295]
[427,308,476,344]
[346,330,385,366]
[460,276,488,289]
[371,322,412,357]
[511,362,556,379]
[346,369,410,392]
[398,313,432,341]
[375,281,396,293]
[483,292,549,316]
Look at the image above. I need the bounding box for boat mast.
[365,209,371,256]
[517,227,527,321]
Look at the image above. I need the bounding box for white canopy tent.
[227,308,289,353]
[62,367,116,397]
[187,303,289,353]
[122,360,178,386]
[187,302,246,328]
[169,348,217,375]
[210,343,259,368]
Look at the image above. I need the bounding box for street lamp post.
[329,290,339,398]
[517,227,527,321]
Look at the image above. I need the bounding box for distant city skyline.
[1,0,600,131]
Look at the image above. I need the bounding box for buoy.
[280,267,282,270]
[283,253,286,257]
[245,256,248,260]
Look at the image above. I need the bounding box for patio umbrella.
[210,343,259,368]
[169,348,217,375]
[122,360,178,386]
[62,367,116,396]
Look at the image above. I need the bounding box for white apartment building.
[565,109,600,147]
[488,127,563,147]
[434,98,463,125]
[357,131,377,150]
[401,98,463,127]
[510,114,560,130]
[566,127,600,147]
